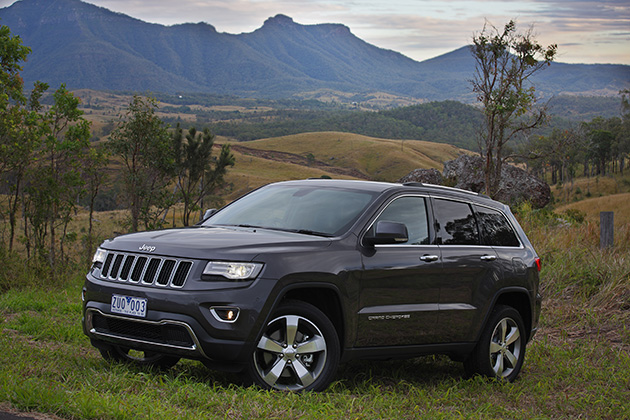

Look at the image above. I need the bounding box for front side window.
[475,205,520,247]
[367,196,430,245]
[433,198,479,245]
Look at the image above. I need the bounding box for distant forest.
[148,93,622,151]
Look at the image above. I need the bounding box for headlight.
[203,261,263,280]
[92,248,107,264]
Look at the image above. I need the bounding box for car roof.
[273,179,396,193]
[272,179,493,202]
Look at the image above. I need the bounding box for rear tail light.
[535,258,542,272]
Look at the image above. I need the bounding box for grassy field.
[1,111,628,418]
[86,130,468,204]
[218,132,467,200]
[549,174,630,207]
[239,132,464,180]
[0,207,628,419]
[555,192,630,226]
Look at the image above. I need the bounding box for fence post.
[600,211,614,249]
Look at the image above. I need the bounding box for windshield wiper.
[208,224,333,237]
[201,223,262,230]
[269,228,334,237]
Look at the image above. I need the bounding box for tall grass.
[516,204,630,359]
[518,204,630,301]
[0,205,628,419]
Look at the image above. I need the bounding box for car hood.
[100,226,333,261]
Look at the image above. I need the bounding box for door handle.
[420,255,439,262]
[480,255,497,261]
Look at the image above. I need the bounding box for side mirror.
[364,221,409,245]
[202,208,217,221]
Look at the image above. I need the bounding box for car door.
[432,197,501,343]
[357,195,443,346]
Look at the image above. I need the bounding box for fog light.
[210,307,240,323]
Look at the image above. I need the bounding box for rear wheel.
[464,305,526,382]
[245,300,340,392]
[99,345,180,370]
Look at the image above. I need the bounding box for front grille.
[98,251,193,288]
[92,311,195,348]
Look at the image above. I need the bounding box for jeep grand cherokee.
[82,179,542,391]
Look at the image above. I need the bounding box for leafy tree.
[618,89,630,174]
[1,82,48,251]
[172,125,235,226]
[521,128,582,186]
[0,25,39,250]
[23,85,92,268]
[82,145,109,262]
[581,116,620,176]
[0,24,108,280]
[0,25,30,112]
[108,96,175,232]
[470,20,557,197]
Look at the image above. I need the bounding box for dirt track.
[230,144,370,180]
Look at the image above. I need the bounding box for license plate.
[111,294,147,318]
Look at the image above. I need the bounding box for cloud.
[334,0,630,63]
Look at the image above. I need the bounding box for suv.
[82,179,542,391]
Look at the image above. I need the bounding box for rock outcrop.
[399,155,551,208]
[397,168,443,185]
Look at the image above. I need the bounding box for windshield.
[203,184,378,236]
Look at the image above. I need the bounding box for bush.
[563,208,586,224]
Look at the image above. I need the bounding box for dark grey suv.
[82,179,542,391]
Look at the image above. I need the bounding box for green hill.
[219,132,467,199]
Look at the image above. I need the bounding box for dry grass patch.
[555,192,630,226]
[551,174,630,205]
[236,132,466,181]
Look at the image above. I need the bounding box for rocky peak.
[262,14,296,28]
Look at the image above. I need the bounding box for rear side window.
[433,198,479,245]
[475,206,520,247]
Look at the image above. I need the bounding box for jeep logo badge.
[138,244,156,253]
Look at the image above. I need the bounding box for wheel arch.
[278,284,345,351]
[490,288,533,341]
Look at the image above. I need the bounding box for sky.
[1,0,629,65]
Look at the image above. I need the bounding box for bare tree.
[470,20,557,197]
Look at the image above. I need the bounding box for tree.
[0,25,39,250]
[1,82,48,252]
[82,145,109,263]
[23,85,92,269]
[108,96,175,232]
[470,20,557,197]
[172,125,235,226]
[0,25,30,113]
[618,89,630,174]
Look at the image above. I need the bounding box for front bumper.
[82,272,276,367]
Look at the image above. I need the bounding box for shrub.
[563,209,586,224]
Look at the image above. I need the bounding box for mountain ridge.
[1,0,628,101]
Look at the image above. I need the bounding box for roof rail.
[402,182,490,198]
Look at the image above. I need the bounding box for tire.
[464,305,526,382]
[245,300,340,392]
[99,345,180,370]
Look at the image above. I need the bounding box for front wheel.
[245,300,340,392]
[464,305,526,382]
